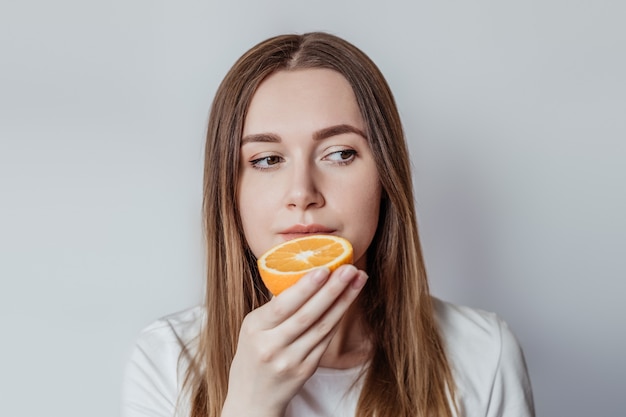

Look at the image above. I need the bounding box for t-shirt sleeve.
[486,318,536,417]
[121,322,184,417]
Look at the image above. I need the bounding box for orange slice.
[257,235,353,295]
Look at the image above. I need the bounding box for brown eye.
[266,156,281,165]
[339,150,355,160]
[324,149,357,164]
[250,155,284,169]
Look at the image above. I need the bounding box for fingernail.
[310,267,330,284]
[351,271,369,290]
[338,265,358,282]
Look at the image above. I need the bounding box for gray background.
[1,1,624,416]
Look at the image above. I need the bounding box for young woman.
[122,32,535,417]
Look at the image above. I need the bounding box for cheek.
[238,172,263,219]
[358,185,382,238]
[343,175,382,263]
[237,180,259,250]
[356,170,382,217]
[237,177,277,257]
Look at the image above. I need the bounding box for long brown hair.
[186,32,457,417]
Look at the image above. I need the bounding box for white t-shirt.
[121,298,535,417]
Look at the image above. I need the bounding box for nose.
[285,161,325,210]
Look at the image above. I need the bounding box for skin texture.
[222,69,381,417]
[238,68,382,271]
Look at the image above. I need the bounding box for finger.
[297,323,341,375]
[291,270,367,370]
[256,267,330,329]
[281,267,367,345]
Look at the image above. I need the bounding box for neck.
[318,300,372,369]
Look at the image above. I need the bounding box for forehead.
[243,68,364,135]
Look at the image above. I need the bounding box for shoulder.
[432,297,503,354]
[134,305,205,349]
[432,297,536,417]
[121,306,205,417]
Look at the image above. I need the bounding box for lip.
[279,224,336,240]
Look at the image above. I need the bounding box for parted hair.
[185,32,457,417]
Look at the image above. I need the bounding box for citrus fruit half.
[257,235,354,295]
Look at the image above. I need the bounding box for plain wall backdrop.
[1,1,624,416]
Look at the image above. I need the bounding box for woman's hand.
[220,264,368,417]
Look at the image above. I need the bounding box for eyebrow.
[240,132,281,145]
[241,124,366,145]
[313,124,367,141]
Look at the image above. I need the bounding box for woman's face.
[238,68,382,270]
